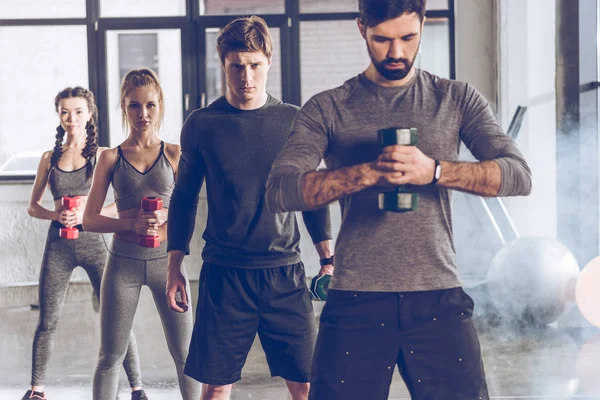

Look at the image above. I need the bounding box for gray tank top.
[111,141,175,212]
[48,157,95,200]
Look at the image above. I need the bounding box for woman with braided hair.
[23,87,148,400]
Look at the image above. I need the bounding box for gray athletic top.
[266,69,532,292]
[49,157,95,200]
[111,141,175,212]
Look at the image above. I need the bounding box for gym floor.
[1,281,599,400]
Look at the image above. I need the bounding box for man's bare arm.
[301,162,395,210]
[436,160,502,197]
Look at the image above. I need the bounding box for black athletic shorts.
[184,261,316,385]
[309,287,489,400]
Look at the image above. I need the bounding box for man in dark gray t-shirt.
[266,1,532,399]
[165,16,333,400]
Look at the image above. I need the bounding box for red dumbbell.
[138,196,163,248]
[59,196,81,240]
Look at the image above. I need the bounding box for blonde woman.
[84,69,200,400]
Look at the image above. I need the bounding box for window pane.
[0,1,86,19]
[417,18,450,78]
[106,30,183,146]
[101,0,185,17]
[205,28,282,105]
[300,21,370,103]
[300,0,355,14]
[300,0,448,13]
[200,0,284,16]
[0,26,88,177]
[428,0,449,10]
[300,19,450,103]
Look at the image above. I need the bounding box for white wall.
[455,0,558,244]
[0,185,63,285]
[455,0,497,110]
[498,0,557,239]
[452,0,558,281]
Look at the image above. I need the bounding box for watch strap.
[431,159,441,185]
[319,256,334,266]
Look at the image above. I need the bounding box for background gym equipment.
[138,196,163,248]
[310,274,331,301]
[457,106,582,326]
[486,237,580,325]
[507,105,527,139]
[377,127,418,212]
[575,256,600,328]
[59,196,80,240]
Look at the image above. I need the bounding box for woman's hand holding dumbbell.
[130,212,159,236]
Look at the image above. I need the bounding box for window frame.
[0,0,99,182]
[0,0,455,182]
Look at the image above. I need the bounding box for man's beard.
[366,41,419,81]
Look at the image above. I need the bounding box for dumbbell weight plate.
[378,192,418,212]
[59,227,79,240]
[138,235,160,248]
[310,274,332,301]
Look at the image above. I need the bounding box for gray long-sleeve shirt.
[266,70,532,292]
[167,95,331,268]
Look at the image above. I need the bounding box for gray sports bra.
[111,141,175,212]
[48,157,95,200]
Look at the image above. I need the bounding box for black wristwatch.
[319,256,334,266]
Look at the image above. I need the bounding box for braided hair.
[49,125,66,169]
[52,87,99,178]
[81,119,98,179]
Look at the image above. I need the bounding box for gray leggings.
[32,225,141,388]
[93,237,201,400]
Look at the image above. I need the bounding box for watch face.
[435,165,441,179]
